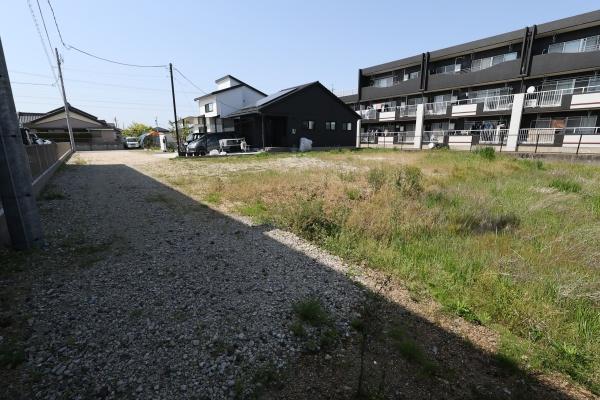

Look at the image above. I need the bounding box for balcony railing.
[423,130,446,144]
[424,101,451,115]
[518,127,600,144]
[525,85,600,108]
[454,94,514,111]
[357,109,378,120]
[394,131,416,144]
[397,105,418,117]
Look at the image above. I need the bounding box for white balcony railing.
[518,127,600,144]
[423,130,446,144]
[357,109,378,120]
[424,101,451,115]
[454,94,514,111]
[525,85,600,108]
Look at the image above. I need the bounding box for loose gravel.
[4,151,364,399]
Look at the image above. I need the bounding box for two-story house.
[194,75,267,134]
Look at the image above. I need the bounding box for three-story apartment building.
[339,10,600,152]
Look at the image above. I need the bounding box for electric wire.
[26,0,58,84]
[46,0,167,68]
[35,0,54,58]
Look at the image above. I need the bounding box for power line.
[46,0,167,68]
[173,67,209,95]
[45,0,67,48]
[11,81,56,87]
[35,0,54,57]
[26,0,58,84]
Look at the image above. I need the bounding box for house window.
[342,122,352,131]
[548,35,600,54]
[325,121,336,131]
[302,120,314,130]
[205,103,214,113]
[470,52,517,72]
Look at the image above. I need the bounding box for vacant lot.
[1,149,598,399]
[155,149,600,394]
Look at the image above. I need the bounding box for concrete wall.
[1,143,72,247]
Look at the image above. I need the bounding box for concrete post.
[0,38,43,249]
[506,93,525,152]
[414,104,424,149]
[355,119,361,148]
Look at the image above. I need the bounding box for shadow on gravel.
[0,164,583,400]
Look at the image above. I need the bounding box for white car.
[124,137,140,149]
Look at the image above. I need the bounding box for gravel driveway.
[2,151,364,399]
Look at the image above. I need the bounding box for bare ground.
[0,150,596,399]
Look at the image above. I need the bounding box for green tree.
[122,122,152,138]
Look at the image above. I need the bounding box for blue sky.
[2,1,598,127]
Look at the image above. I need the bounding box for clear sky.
[2,1,598,128]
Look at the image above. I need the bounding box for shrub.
[393,166,423,196]
[475,147,496,160]
[367,168,387,191]
[550,178,581,193]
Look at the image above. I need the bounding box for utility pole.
[55,48,75,152]
[169,63,180,154]
[0,37,43,249]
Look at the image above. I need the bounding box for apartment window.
[325,121,336,131]
[302,120,314,130]
[342,122,352,131]
[548,35,600,54]
[204,103,214,113]
[372,76,394,88]
[470,52,517,72]
[403,71,419,81]
[433,64,461,75]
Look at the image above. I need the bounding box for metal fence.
[357,129,600,155]
[25,142,72,180]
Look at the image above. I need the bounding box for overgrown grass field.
[165,149,600,393]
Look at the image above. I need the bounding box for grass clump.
[292,297,329,326]
[287,199,339,241]
[367,168,387,191]
[239,200,268,221]
[389,324,437,374]
[392,166,423,196]
[474,147,496,160]
[549,178,581,193]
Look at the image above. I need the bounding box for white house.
[194,75,266,133]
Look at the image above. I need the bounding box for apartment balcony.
[360,78,421,101]
[518,127,600,145]
[357,109,378,120]
[424,101,451,116]
[428,59,521,91]
[524,86,600,109]
[530,51,600,77]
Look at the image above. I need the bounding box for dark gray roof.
[227,81,359,122]
[18,112,45,125]
[227,82,315,117]
[25,104,115,129]
[153,126,170,133]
